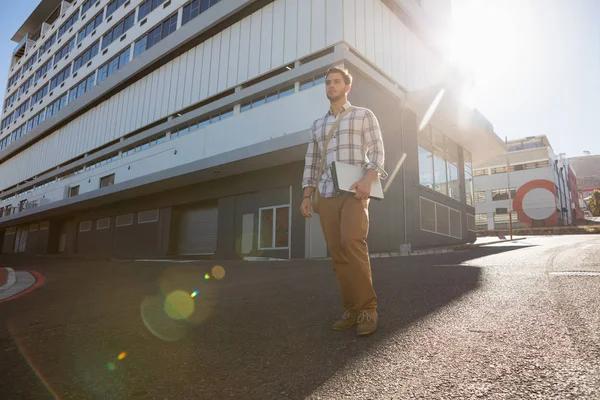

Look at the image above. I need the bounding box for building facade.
[0,0,504,259]
[473,135,579,231]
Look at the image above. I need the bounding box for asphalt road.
[0,235,598,400]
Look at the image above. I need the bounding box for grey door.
[177,206,219,255]
[305,214,327,259]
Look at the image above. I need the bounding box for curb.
[370,238,528,258]
[0,270,46,304]
[0,268,16,293]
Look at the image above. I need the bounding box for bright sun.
[446,0,531,104]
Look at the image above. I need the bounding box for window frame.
[258,204,291,250]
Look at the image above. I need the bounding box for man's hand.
[300,197,312,218]
[350,169,377,200]
[350,179,371,200]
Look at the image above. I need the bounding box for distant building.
[473,135,576,230]
[569,155,600,199]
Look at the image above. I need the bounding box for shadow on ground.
[0,245,531,400]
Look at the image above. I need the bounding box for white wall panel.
[355,0,366,54]
[326,0,344,46]
[228,23,241,87]
[311,0,326,52]
[169,56,181,114]
[184,48,196,109]
[271,0,285,68]
[200,40,211,101]
[373,0,383,67]
[158,65,170,120]
[175,53,188,113]
[219,28,231,92]
[145,68,157,124]
[343,0,356,48]
[260,4,273,74]
[283,0,298,64]
[364,0,375,61]
[108,93,119,141]
[192,43,205,103]
[297,1,311,57]
[112,93,123,141]
[128,81,139,134]
[382,8,391,76]
[342,0,444,91]
[248,13,261,79]
[237,19,251,83]
[99,102,110,149]
[209,34,221,97]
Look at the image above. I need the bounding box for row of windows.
[78,11,104,45]
[79,209,159,232]
[102,11,136,50]
[508,141,544,152]
[417,125,474,206]
[474,160,551,176]
[133,13,178,58]
[6,0,146,109]
[474,188,517,203]
[182,0,219,25]
[0,101,236,206]
[2,0,222,146]
[2,0,219,141]
[74,41,100,73]
[240,85,295,113]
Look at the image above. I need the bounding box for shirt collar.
[328,101,352,117]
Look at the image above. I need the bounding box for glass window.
[433,154,448,195]
[260,209,273,249]
[447,162,460,201]
[259,206,290,249]
[475,191,486,203]
[418,146,434,189]
[476,213,487,226]
[275,207,289,248]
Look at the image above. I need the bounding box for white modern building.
[0,0,505,258]
[473,135,574,231]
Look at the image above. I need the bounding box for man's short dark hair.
[326,67,353,86]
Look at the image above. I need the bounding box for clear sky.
[447,0,600,158]
[0,0,599,159]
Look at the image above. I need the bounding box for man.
[300,66,387,336]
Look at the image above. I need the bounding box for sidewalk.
[0,267,42,302]
[0,267,16,294]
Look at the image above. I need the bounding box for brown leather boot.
[332,309,359,331]
[356,310,377,336]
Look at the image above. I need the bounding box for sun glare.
[447,0,528,89]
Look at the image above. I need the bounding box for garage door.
[177,206,219,255]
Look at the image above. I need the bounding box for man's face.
[326,72,349,101]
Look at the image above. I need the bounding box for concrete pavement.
[0,235,598,399]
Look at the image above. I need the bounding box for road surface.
[0,235,598,399]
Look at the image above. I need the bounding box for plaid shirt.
[302,101,387,198]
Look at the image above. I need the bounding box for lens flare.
[191,290,199,298]
[106,362,116,371]
[211,265,226,280]
[118,352,127,360]
[141,295,188,342]
[164,290,195,320]
[204,274,210,280]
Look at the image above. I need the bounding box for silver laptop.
[331,161,385,200]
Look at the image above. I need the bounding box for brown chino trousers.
[317,192,377,315]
